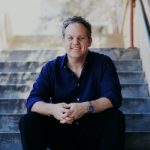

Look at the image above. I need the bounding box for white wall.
[134,0,150,93]
[123,0,150,93]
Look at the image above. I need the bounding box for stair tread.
[1,112,150,115]
[0,60,142,63]
[0,71,145,73]
[0,113,150,133]
[1,132,150,150]
[1,130,150,134]
[0,83,147,85]
[0,48,140,62]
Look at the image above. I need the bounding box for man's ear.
[88,38,92,47]
[62,36,65,44]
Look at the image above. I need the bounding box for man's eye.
[79,37,85,41]
[67,37,73,40]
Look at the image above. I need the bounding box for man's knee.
[99,108,125,134]
[101,108,125,122]
[19,112,50,150]
[19,112,47,132]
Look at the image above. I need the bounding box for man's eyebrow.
[65,34,87,37]
[65,35,72,36]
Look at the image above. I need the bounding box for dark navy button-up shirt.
[26,51,122,112]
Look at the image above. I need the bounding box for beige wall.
[0,4,7,50]
[122,0,131,48]
[0,0,124,50]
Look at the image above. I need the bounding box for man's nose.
[72,38,79,44]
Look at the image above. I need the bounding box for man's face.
[63,23,92,59]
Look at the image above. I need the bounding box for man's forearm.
[31,98,113,118]
[81,97,113,114]
[91,97,113,113]
[31,101,54,116]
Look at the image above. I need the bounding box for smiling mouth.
[72,48,80,50]
[71,47,80,50]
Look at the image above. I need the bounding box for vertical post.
[130,0,134,48]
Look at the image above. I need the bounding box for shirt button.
[77,98,80,101]
[77,83,80,87]
[64,66,66,69]
[76,122,79,125]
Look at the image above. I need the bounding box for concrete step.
[125,113,150,131]
[125,131,150,150]
[0,85,31,99]
[1,97,150,114]
[113,60,142,71]
[0,83,149,99]
[0,71,145,84]
[91,48,140,60]
[0,49,65,62]
[121,83,149,97]
[118,71,145,84]
[0,114,21,132]
[0,60,142,73]
[120,97,150,113]
[0,132,22,150]
[0,72,37,84]
[0,113,150,132]
[0,99,26,114]
[0,132,150,150]
[0,50,64,62]
[0,48,140,62]
[0,62,44,73]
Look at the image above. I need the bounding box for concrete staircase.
[0,48,149,150]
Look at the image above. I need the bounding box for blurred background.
[0,0,148,50]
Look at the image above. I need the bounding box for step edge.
[0,60,142,63]
[0,83,148,86]
[0,71,145,74]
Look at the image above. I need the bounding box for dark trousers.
[19,108,125,150]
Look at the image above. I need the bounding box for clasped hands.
[51,102,86,124]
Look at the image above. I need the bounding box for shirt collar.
[60,53,67,68]
[85,50,92,64]
[60,50,92,68]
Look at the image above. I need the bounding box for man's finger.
[62,103,70,109]
[60,117,73,124]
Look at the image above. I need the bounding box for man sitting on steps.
[19,16,125,150]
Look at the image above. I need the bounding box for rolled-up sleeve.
[99,56,122,109]
[26,63,52,112]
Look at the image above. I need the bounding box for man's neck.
[67,59,83,70]
[67,53,87,70]
[67,53,88,78]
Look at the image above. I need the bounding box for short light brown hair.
[62,16,92,38]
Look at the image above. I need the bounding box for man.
[19,16,125,150]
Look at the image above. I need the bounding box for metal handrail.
[121,0,135,48]
[140,0,150,38]
[121,0,129,33]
